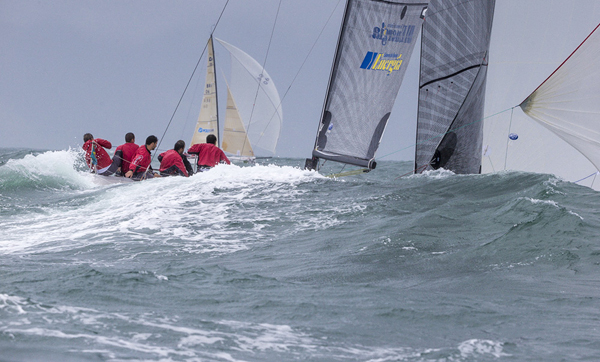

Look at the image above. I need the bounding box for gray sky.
[2,0,600,161]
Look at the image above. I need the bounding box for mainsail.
[519,23,600,172]
[309,0,428,170]
[191,36,219,146]
[414,0,495,174]
[216,38,282,157]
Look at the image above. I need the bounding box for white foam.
[0,161,324,256]
[458,338,509,358]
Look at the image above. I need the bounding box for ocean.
[1,147,600,361]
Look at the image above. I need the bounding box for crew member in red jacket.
[187,134,230,172]
[158,140,192,177]
[101,132,139,176]
[82,133,112,173]
[125,135,159,180]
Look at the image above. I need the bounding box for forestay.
[216,38,282,157]
[415,0,495,174]
[311,0,428,169]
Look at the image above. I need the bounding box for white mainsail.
[191,36,219,147]
[215,38,282,157]
[222,85,255,159]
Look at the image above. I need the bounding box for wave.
[0,148,94,193]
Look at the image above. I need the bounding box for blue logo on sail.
[360,52,403,75]
[198,127,215,133]
[372,23,415,45]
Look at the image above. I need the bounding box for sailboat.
[483,20,600,189]
[190,36,283,162]
[306,0,428,172]
[414,0,495,174]
[306,0,495,176]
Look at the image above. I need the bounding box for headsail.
[310,0,428,170]
[414,0,495,174]
[519,23,600,172]
[216,38,282,157]
[191,36,220,146]
[222,85,255,159]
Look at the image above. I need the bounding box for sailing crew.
[158,140,193,177]
[187,134,230,172]
[101,132,139,176]
[82,133,112,173]
[125,135,160,180]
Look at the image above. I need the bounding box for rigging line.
[241,0,283,155]
[252,0,345,147]
[378,106,517,160]
[503,106,514,171]
[153,0,231,161]
[574,171,599,184]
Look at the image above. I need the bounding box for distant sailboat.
[415,0,495,174]
[191,36,220,148]
[190,36,283,162]
[306,0,428,172]
[518,23,600,173]
[500,22,600,188]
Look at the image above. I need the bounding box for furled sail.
[191,36,219,146]
[519,23,600,171]
[222,85,255,159]
[414,0,495,174]
[310,0,428,170]
[216,38,282,157]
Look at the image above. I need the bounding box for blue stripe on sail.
[360,52,378,69]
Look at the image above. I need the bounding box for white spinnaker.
[520,23,600,170]
[216,38,282,157]
[483,0,600,189]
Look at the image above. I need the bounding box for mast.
[212,34,221,147]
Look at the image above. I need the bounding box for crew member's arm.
[95,139,112,149]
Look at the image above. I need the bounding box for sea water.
[1,148,600,361]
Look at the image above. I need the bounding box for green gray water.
[1,148,600,361]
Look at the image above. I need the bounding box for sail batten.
[415,0,495,174]
[311,0,428,169]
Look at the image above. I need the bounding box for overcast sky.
[2,0,600,161]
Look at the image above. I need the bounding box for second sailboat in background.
[190,36,283,163]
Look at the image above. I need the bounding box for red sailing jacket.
[159,149,189,177]
[129,145,153,174]
[82,138,112,169]
[115,142,139,173]
[187,143,231,167]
